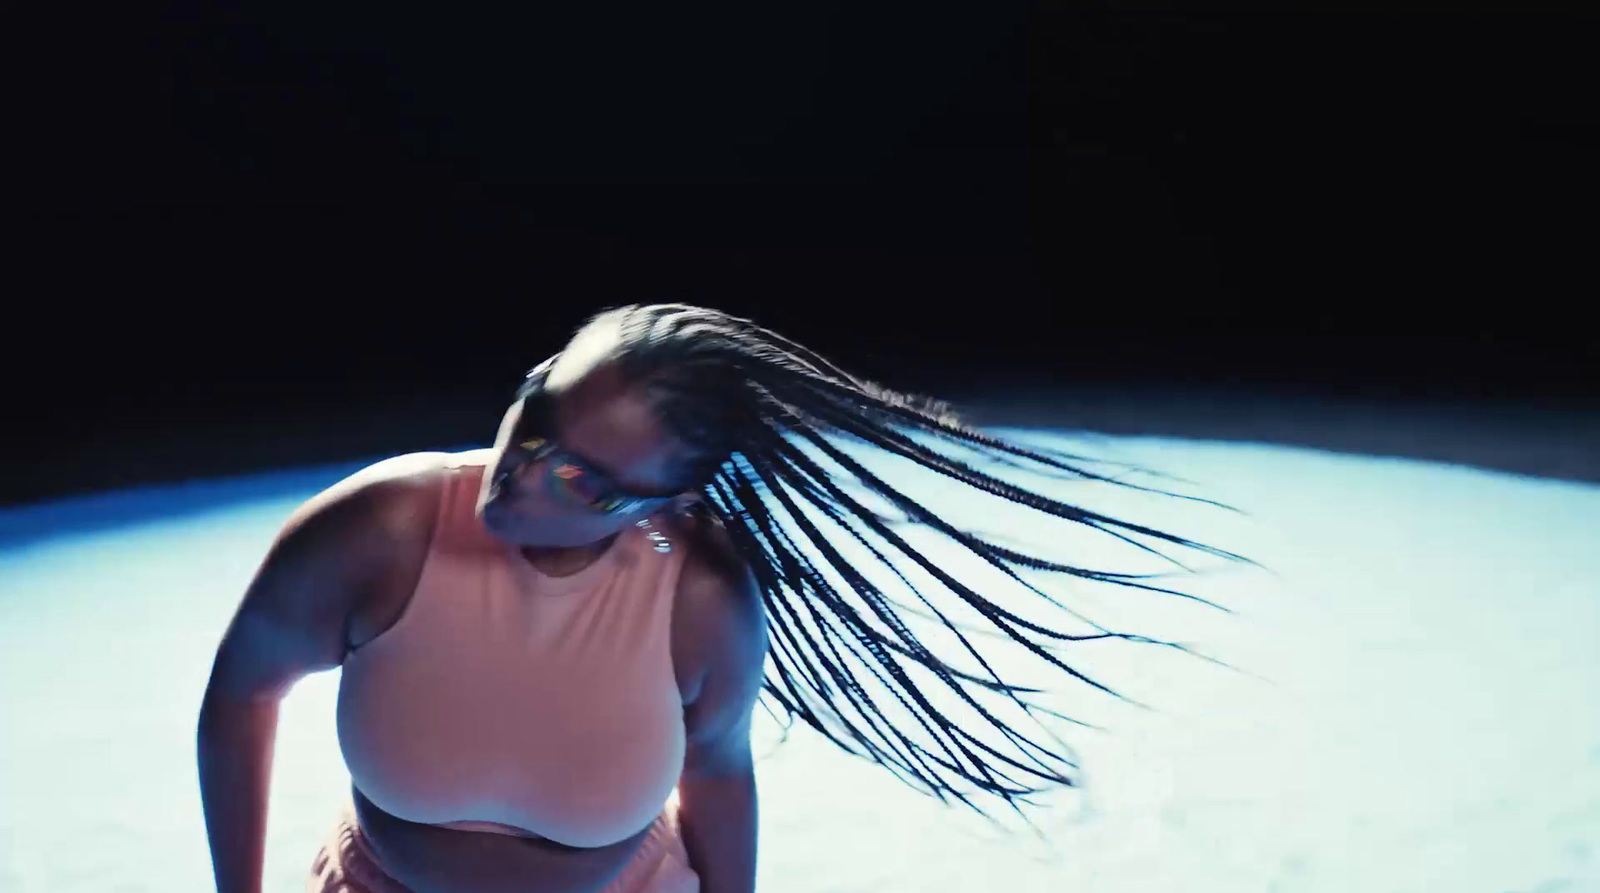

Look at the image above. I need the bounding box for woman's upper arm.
[201,458,442,707]
[679,519,769,778]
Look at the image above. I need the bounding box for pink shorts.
[305,800,700,893]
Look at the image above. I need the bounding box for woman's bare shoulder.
[282,452,455,546]
[671,510,747,581]
[338,451,460,488]
[670,510,764,640]
[208,453,457,700]
[666,509,768,719]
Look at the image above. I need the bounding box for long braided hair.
[520,303,1265,824]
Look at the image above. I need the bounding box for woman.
[197,303,1259,893]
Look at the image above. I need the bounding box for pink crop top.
[336,450,689,848]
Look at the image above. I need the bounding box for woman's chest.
[335,570,692,847]
[346,555,707,709]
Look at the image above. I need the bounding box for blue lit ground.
[2,429,1597,892]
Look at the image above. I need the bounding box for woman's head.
[476,325,706,547]
[477,303,800,547]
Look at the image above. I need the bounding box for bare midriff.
[352,785,654,893]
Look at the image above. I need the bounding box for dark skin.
[199,352,765,893]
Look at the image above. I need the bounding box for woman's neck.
[519,531,619,577]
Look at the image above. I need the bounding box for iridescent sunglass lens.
[550,461,613,509]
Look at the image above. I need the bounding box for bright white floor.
[2,428,1596,893]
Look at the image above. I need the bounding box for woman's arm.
[197,461,439,893]
[675,535,769,893]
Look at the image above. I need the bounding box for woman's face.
[476,360,698,548]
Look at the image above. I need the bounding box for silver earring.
[636,517,672,553]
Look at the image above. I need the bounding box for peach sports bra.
[335,451,689,848]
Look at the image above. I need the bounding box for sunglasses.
[498,388,679,516]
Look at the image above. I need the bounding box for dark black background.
[9,2,1597,505]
